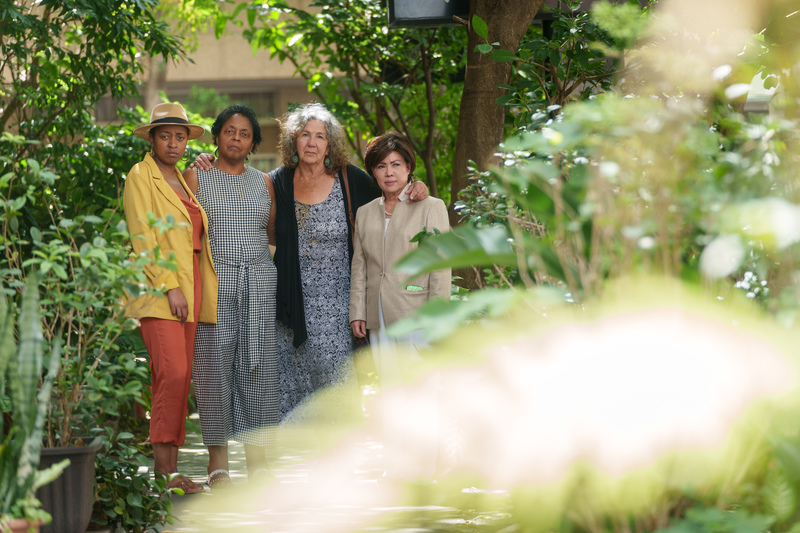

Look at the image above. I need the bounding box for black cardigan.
[269,164,380,348]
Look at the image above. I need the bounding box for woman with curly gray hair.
[269,103,428,421]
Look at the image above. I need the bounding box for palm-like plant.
[0,276,68,526]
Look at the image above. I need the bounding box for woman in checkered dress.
[183,104,277,488]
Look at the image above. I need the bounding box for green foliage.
[228,0,467,200]
[0,139,149,447]
[472,0,642,131]
[92,427,174,533]
[655,507,773,533]
[0,2,201,529]
[0,277,68,524]
[0,0,183,153]
[388,2,800,532]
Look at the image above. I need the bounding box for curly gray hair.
[277,103,350,173]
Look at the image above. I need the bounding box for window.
[234,92,275,119]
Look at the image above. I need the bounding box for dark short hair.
[363,132,416,182]
[211,104,262,153]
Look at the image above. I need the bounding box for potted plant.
[0,137,177,532]
[0,277,68,533]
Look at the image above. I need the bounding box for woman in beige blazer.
[349,132,450,338]
[349,132,450,481]
[124,103,218,494]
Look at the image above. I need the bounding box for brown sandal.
[167,474,205,494]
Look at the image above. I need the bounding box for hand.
[407,180,429,202]
[351,320,367,338]
[167,288,189,325]
[190,152,215,171]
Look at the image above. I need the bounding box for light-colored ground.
[155,414,514,533]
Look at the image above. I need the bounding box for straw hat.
[134,102,205,140]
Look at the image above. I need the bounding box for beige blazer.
[349,196,451,330]
[123,153,218,323]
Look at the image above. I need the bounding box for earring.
[324,155,331,167]
[214,147,219,158]
[291,153,299,165]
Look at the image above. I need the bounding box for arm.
[265,174,277,247]
[123,168,181,292]
[427,199,452,300]
[349,211,368,336]
[182,167,199,196]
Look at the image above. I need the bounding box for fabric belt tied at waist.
[215,255,271,371]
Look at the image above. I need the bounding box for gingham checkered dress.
[193,165,278,447]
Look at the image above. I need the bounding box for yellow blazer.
[349,196,451,330]
[123,153,218,323]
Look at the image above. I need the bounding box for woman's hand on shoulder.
[407,180,429,202]
[190,153,215,171]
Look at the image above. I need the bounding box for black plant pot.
[37,437,103,533]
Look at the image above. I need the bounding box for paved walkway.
[158,413,514,533]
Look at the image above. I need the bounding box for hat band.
[151,116,190,125]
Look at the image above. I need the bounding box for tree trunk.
[144,55,168,113]
[450,0,543,221]
[449,0,543,288]
[421,42,439,198]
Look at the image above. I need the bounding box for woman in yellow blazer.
[349,132,450,481]
[124,103,218,494]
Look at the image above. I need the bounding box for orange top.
[180,196,204,253]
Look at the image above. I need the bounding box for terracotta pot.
[1,517,43,533]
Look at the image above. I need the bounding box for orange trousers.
[139,254,202,446]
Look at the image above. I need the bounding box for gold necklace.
[222,170,248,203]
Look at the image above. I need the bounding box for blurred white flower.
[699,234,745,278]
[723,197,800,250]
[712,64,732,81]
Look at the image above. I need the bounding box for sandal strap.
[208,469,231,486]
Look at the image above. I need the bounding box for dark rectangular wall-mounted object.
[387,0,470,28]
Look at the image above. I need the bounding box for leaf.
[51,263,68,280]
[288,33,304,47]
[472,15,489,40]
[394,225,518,277]
[763,469,795,522]
[388,288,522,342]
[491,49,518,62]
[496,94,515,106]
